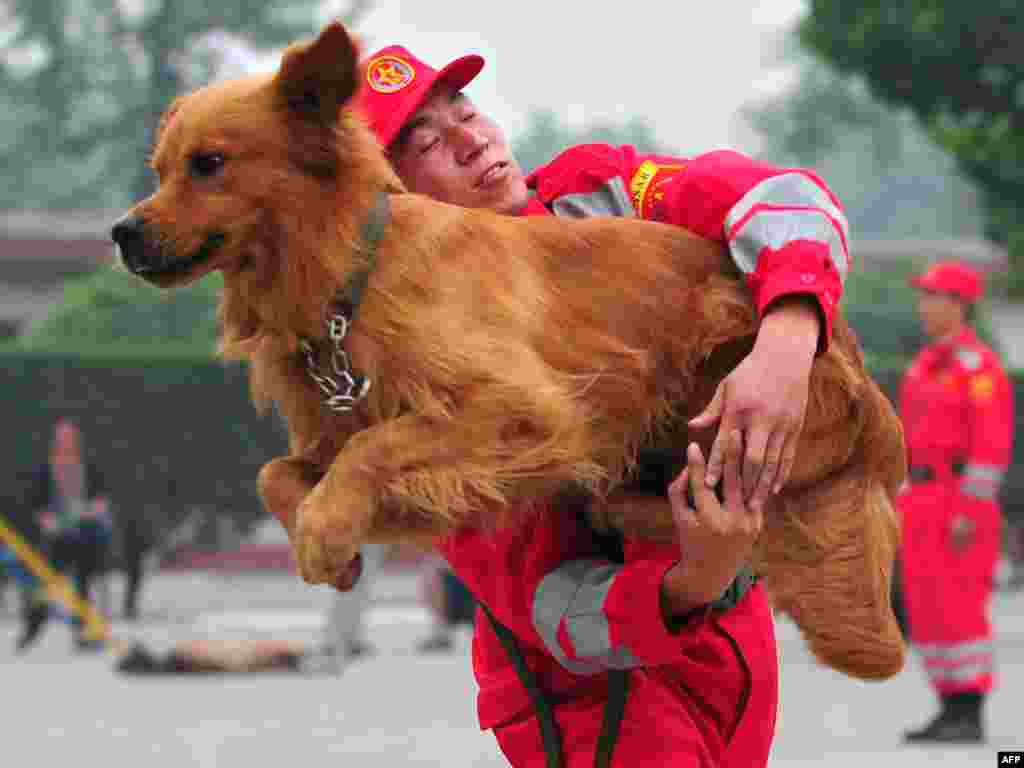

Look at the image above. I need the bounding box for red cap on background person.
[354,45,484,148]
[910,261,985,304]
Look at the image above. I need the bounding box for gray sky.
[242,0,808,156]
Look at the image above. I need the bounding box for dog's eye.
[189,152,226,179]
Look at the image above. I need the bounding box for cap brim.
[910,274,943,293]
[435,54,485,92]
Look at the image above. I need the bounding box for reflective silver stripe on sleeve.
[724,172,850,280]
[532,559,642,675]
[727,208,848,280]
[962,463,1005,500]
[549,177,635,219]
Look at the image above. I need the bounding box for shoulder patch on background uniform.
[955,346,983,371]
[629,160,685,218]
[969,373,995,402]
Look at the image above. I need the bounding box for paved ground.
[1,569,1021,767]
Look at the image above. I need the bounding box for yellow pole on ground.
[0,514,110,644]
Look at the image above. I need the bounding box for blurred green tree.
[0,0,371,210]
[739,43,986,241]
[798,1,1024,292]
[513,109,675,174]
[17,267,222,357]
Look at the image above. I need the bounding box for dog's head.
[112,21,399,338]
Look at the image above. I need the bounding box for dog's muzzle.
[111,213,224,278]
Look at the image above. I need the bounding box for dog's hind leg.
[759,471,905,680]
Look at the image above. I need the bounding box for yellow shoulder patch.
[969,373,995,403]
[629,160,685,218]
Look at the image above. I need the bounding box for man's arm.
[691,293,820,503]
[524,433,761,671]
[646,149,846,504]
[952,354,1014,549]
[527,144,848,504]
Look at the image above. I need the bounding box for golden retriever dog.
[112,21,906,680]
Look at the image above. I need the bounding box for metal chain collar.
[299,190,388,414]
[300,306,371,413]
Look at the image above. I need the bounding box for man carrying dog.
[353,43,850,767]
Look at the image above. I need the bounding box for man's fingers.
[704,409,736,489]
[750,427,786,512]
[722,429,744,508]
[774,429,800,495]
[668,467,692,509]
[688,383,725,429]
[742,423,772,503]
[686,441,706,490]
[685,442,725,521]
[668,467,699,536]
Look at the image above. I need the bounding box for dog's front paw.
[294,491,362,587]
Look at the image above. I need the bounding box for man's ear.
[275,20,359,125]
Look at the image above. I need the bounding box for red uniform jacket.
[523,144,849,350]
[435,144,851,765]
[899,326,1013,488]
[437,508,778,767]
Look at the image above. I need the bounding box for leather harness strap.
[480,604,566,768]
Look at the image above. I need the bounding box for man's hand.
[689,297,819,511]
[660,432,763,621]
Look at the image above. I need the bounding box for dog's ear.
[155,96,185,147]
[275,20,359,125]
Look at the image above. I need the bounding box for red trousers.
[898,481,1000,694]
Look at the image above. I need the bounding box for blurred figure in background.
[108,503,155,621]
[899,262,1013,744]
[323,541,384,669]
[417,556,476,653]
[18,417,113,653]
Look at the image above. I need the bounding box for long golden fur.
[117,21,907,680]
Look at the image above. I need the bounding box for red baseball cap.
[355,45,484,149]
[910,261,984,304]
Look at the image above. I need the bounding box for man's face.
[916,289,964,340]
[387,84,529,215]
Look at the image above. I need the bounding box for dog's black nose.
[111,213,149,272]
[111,213,145,247]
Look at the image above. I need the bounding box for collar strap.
[301,190,390,413]
[340,190,390,313]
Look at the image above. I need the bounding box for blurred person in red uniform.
[281,42,853,767]
[899,261,1013,744]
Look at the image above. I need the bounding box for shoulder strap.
[595,669,629,768]
[479,604,564,768]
